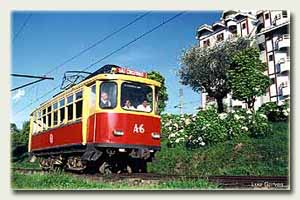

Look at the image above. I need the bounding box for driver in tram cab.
[100,92,111,108]
[123,99,135,110]
[137,99,151,112]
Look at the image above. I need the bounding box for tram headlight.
[151,132,161,139]
[113,130,124,136]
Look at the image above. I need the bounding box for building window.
[271,78,275,85]
[216,33,224,42]
[203,39,210,47]
[265,13,270,20]
[282,11,288,18]
[258,43,265,51]
[242,22,246,30]
[268,54,274,62]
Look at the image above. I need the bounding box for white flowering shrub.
[225,109,271,139]
[162,107,272,148]
[257,101,290,122]
[223,110,250,139]
[185,108,228,148]
[161,113,194,146]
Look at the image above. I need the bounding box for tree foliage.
[11,123,19,134]
[228,47,271,109]
[180,37,250,113]
[147,71,168,114]
[11,121,30,161]
[11,121,30,146]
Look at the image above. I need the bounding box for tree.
[11,121,29,147]
[228,47,271,109]
[11,121,30,161]
[10,123,19,134]
[147,71,168,114]
[180,37,250,113]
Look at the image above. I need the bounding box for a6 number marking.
[133,124,145,134]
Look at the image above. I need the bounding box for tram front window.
[121,82,153,113]
[99,82,117,109]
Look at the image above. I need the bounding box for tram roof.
[32,65,161,112]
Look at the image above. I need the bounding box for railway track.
[12,167,289,189]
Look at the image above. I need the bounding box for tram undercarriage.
[33,145,157,174]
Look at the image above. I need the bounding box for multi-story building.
[196,10,290,110]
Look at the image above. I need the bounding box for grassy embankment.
[11,172,218,190]
[12,122,288,189]
[148,122,289,176]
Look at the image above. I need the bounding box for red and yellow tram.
[28,65,161,173]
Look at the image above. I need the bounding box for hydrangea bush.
[161,107,272,148]
[257,101,290,122]
[161,113,195,146]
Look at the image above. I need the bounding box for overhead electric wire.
[15,11,186,115]
[13,13,32,42]
[15,12,151,104]
[45,11,151,75]
[81,11,186,72]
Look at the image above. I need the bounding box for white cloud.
[12,89,25,102]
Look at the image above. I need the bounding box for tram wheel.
[99,162,112,175]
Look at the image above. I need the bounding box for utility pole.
[179,87,183,115]
[171,68,184,115]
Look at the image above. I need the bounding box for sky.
[11,11,222,128]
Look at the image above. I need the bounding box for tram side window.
[121,82,153,113]
[67,94,74,121]
[33,111,41,134]
[154,86,159,115]
[37,110,42,133]
[47,105,52,128]
[42,108,47,130]
[99,82,117,109]
[59,98,65,124]
[53,102,58,126]
[75,90,83,119]
[32,112,37,134]
[89,84,96,113]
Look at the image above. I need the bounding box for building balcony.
[279,57,290,73]
[227,20,237,31]
[276,34,290,50]
[260,52,266,63]
[281,86,290,97]
[270,84,277,97]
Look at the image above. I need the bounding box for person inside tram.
[137,99,151,112]
[100,92,111,108]
[122,99,135,110]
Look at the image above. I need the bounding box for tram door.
[83,84,97,143]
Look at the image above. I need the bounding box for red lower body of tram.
[30,113,161,173]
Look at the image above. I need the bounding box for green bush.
[257,101,289,122]
[185,108,227,148]
[161,113,194,147]
[226,108,271,139]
